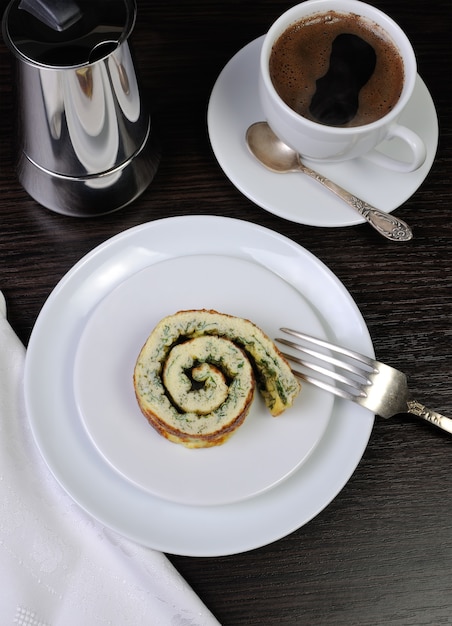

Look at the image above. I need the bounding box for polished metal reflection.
[277,328,452,435]
[2,0,159,216]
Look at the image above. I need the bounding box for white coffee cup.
[259,0,426,172]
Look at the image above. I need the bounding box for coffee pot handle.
[363,123,427,173]
[18,0,82,31]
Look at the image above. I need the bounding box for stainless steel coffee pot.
[2,0,159,216]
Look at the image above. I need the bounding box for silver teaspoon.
[246,122,413,242]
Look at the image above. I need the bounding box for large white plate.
[207,37,438,227]
[25,215,374,556]
[74,255,333,506]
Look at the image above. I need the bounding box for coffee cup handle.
[363,124,427,173]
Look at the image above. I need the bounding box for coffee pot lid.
[2,0,136,68]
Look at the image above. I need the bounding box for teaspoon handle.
[297,161,413,241]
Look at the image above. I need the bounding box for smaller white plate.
[207,37,438,227]
[74,255,332,507]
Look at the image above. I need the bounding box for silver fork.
[277,328,452,435]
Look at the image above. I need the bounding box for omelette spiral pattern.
[133,310,301,448]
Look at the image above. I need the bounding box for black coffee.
[269,11,404,127]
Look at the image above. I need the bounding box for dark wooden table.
[1,1,451,624]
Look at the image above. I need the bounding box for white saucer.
[25,216,374,556]
[207,37,438,227]
[73,255,332,507]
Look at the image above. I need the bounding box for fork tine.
[279,351,366,402]
[279,328,377,371]
[278,350,369,393]
[276,337,372,381]
[283,364,360,402]
[276,328,378,404]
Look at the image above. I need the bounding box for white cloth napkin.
[0,292,220,626]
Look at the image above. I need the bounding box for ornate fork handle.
[407,400,452,434]
[298,162,413,242]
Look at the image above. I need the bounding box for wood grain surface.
[1,1,451,624]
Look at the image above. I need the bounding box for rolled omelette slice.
[133,309,301,448]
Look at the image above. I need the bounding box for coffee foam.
[269,11,405,127]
